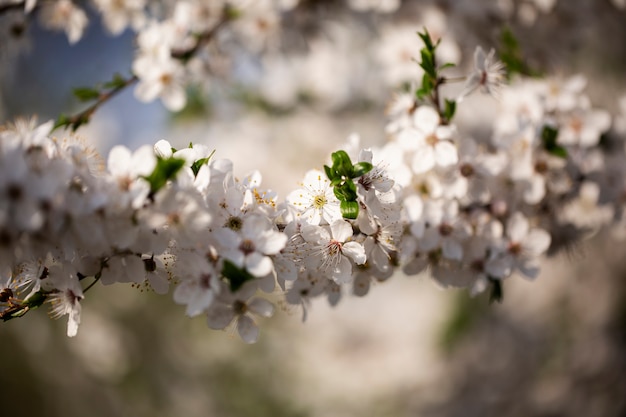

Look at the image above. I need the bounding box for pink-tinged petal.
[523,229,551,256]
[330,219,353,243]
[434,141,458,167]
[237,315,259,344]
[507,212,529,243]
[245,252,273,277]
[248,297,274,318]
[343,241,366,265]
[207,305,235,330]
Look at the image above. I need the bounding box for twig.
[55,75,138,131]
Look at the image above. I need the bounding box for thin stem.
[82,275,101,294]
[170,11,232,60]
[55,75,138,131]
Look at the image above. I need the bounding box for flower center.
[225,216,243,231]
[313,194,327,209]
[326,240,342,256]
[239,239,255,255]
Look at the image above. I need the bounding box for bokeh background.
[1,1,626,416]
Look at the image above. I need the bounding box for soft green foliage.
[541,125,567,158]
[324,150,373,219]
[439,293,488,352]
[222,259,256,292]
[499,27,542,79]
[444,98,456,122]
[415,28,457,124]
[143,156,186,197]
[72,87,101,102]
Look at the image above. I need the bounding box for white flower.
[214,214,287,278]
[173,259,220,317]
[47,263,84,337]
[458,46,506,101]
[302,219,366,284]
[92,0,146,35]
[287,169,342,225]
[487,212,551,280]
[206,282,274,344]
[400,106,458,174]
[39,0,88,44]
[107,144,155,209]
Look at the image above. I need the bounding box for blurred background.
[1,0,626,416]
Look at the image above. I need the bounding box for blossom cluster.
[1,0,626,343]
[1,62,625,342]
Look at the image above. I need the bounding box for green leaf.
[190,150,215,177]
[222,259,255,292]
[143,156,186,196]
[103,73,127,89]
[416,73,434,99]
[352,162,373,178]
[335,180,358,201]
[438,62,456,71]
[444,99,456,122]
[340,200,359,220]
[73,87,100,102]
[331,150,354,178]
[53,114,70,130]
[541,125,567,158]
[419,49,436,78]
[324,164,336,181]
[417,28,434,51]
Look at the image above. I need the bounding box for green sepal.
[352,162,373,178]
[444,99,456,122]
[331,150,354,178]
[191,156,210,177]
[340,200,359,220]
[541,125,567,158]
[222,259,255,292]
[333,180,357,202]
[73,87,101,102]
[143,156,186,197]
[324,164,336,181]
